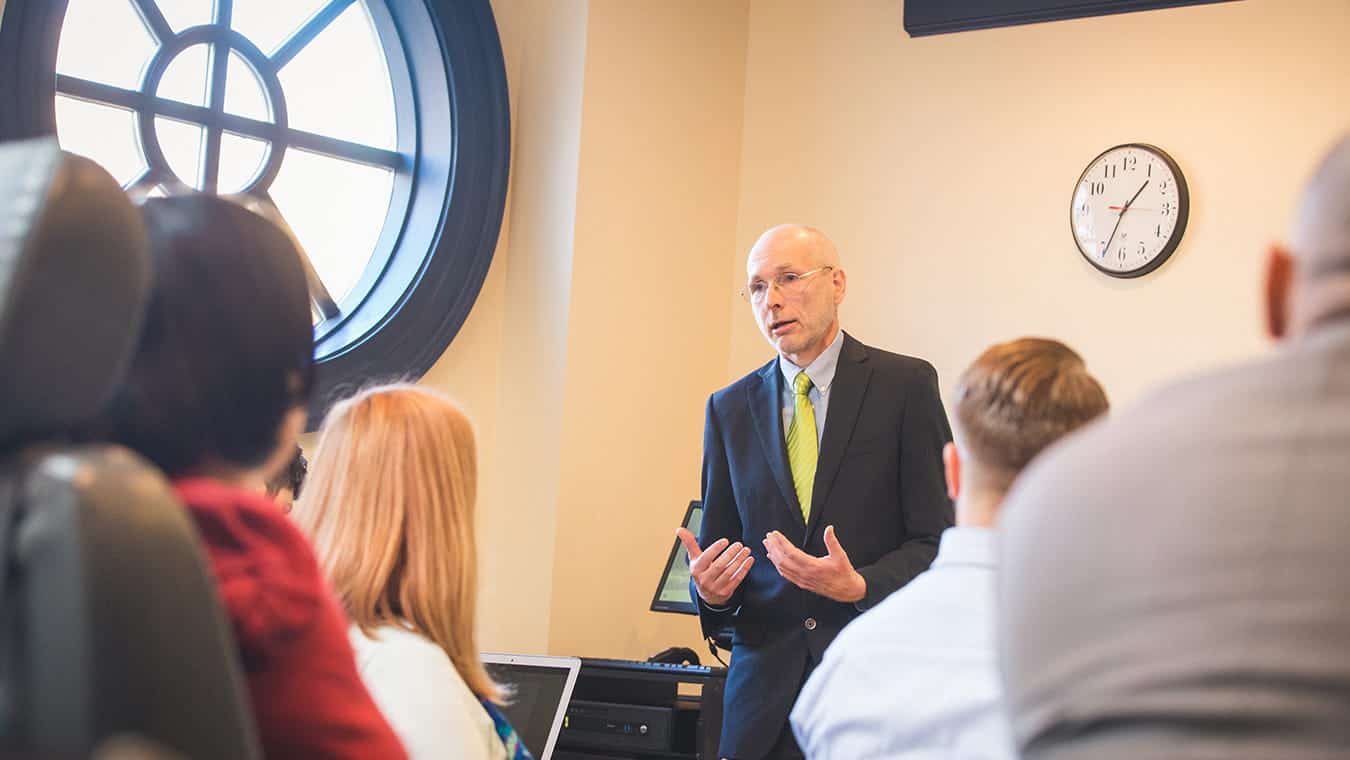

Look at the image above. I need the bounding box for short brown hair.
[952,338,1108,491]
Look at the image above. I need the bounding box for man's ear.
[1265,245,1295,340]
[942,441,961,502]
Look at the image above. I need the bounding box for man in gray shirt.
[998,135,1350,759]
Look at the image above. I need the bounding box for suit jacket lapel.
[806,334,871,540]
[747,359,806,530]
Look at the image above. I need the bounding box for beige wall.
[729,0,1350,407]
[476,0,592,654]
[547,0,749,659]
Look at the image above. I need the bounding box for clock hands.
[1100,180,1150,258]
[1121,180,1150,212]
[1100,217,1126,259]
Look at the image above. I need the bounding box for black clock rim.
[1069,142,1190,280]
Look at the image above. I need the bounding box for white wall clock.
[1071,143,1189,278]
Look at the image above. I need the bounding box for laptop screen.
[482,654,580,760]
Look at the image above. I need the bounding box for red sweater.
[175,478,408,760]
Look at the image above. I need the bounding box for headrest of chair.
[0,138,150,446]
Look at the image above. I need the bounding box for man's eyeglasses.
[740,266,834,303]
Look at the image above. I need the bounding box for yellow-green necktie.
[786,371,817,521]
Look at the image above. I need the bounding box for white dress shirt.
[789,527,1015,760]
[349,625,508,760]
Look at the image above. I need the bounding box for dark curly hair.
[267,445,308,499]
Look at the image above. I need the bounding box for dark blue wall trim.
[904,0,1239,37]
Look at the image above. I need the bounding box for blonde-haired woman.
[294,384,531,760]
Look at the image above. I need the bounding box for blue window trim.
[0,0,512,425]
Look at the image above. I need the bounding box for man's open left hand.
[762,525,866,603]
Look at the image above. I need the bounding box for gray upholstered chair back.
[0,138,261,759]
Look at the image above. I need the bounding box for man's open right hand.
[676,528,754,608]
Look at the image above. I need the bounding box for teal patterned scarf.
[481,698,535,760]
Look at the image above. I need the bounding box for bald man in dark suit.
[677,225,953,760]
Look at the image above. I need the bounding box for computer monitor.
[482,653,581,760]
[650,500,702,615]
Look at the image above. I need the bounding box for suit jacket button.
[804,617,817,631]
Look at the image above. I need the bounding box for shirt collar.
[932,526,997,569]
[779,329,846,394]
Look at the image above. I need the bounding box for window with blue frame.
[0,0,511,420]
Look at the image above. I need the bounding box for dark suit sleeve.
[855,361,954,610]
[694,394,744,639]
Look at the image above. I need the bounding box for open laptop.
[482,653,582,760]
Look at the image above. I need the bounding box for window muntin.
[53,0,403,330]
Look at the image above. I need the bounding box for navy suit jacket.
[696,333,954,759]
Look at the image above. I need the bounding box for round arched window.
[0,0,510,420]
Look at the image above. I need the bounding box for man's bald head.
[744,224,847,367]
[1291,135,1350,277]
[747,224,842,273]
[1276,136,1350,337]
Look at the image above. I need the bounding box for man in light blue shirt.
[790,338,1109,760]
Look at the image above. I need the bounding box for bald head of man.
[744,224,848,367]
[1268,135,1350,339]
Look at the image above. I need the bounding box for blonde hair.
[294,383,502,703]
[953,338,1109,492]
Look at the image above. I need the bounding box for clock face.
[1070,143,1189,278]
